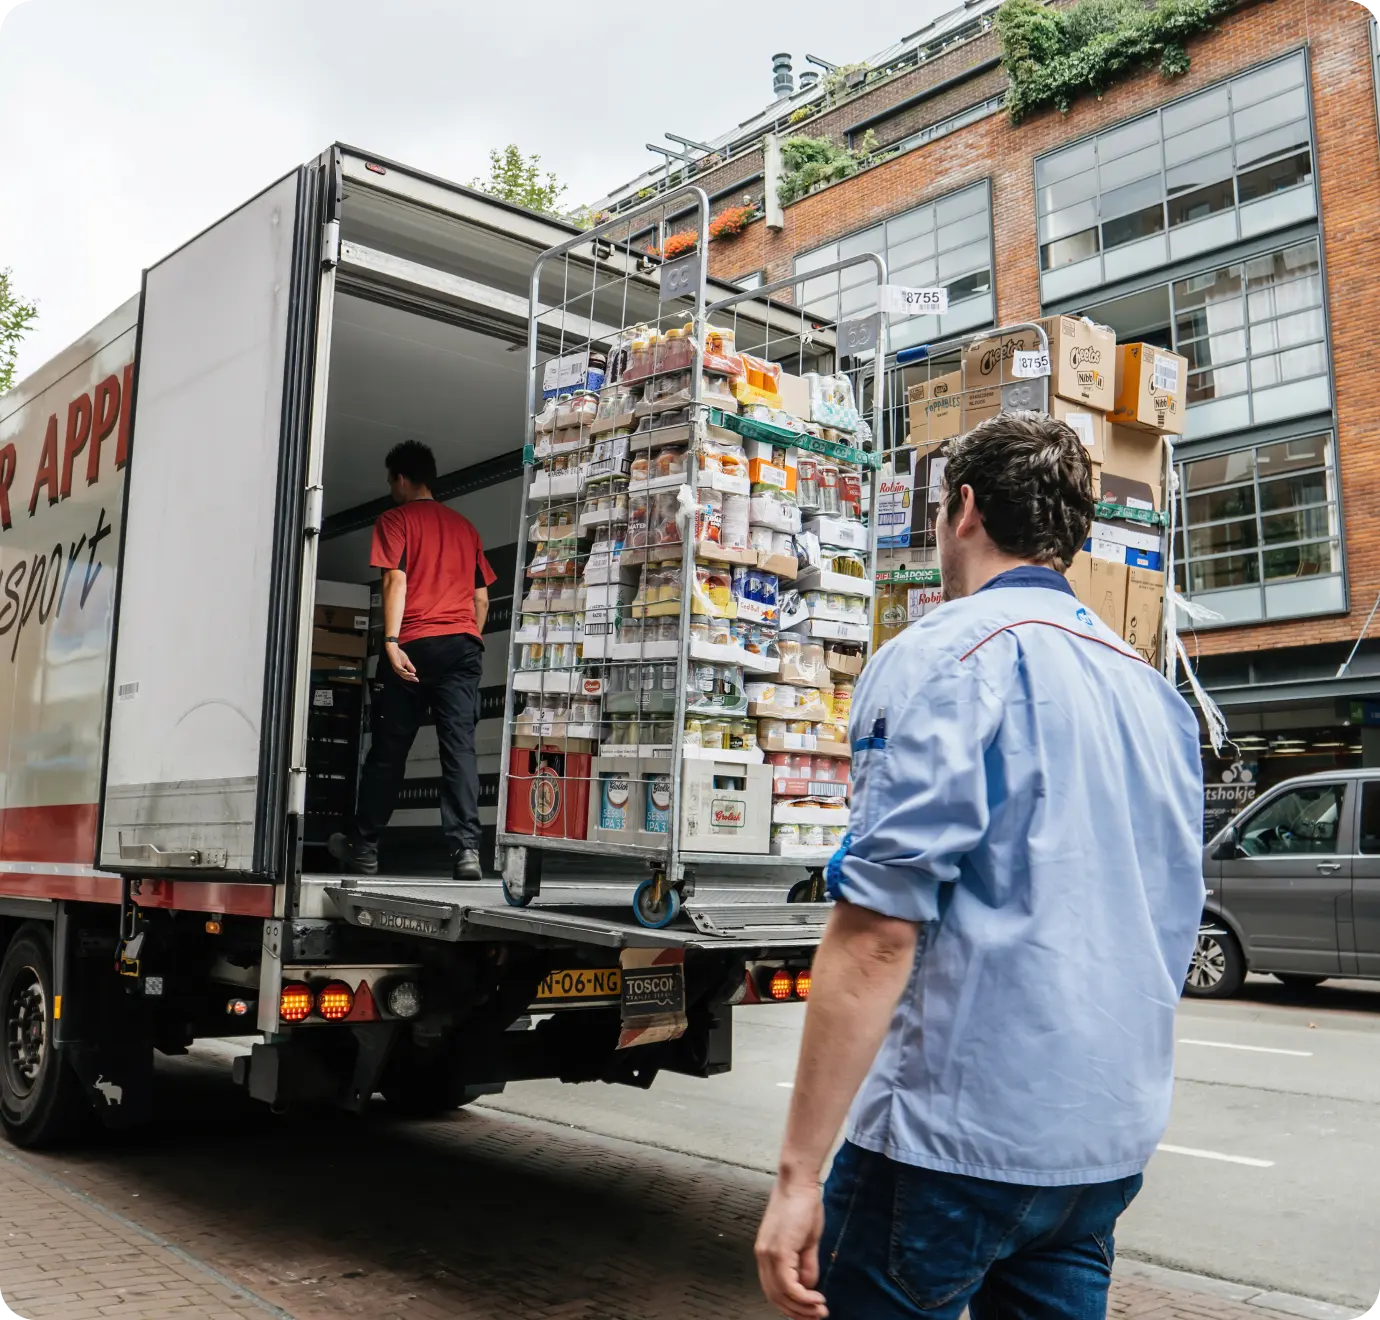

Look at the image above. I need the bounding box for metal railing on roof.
[591,2,1001,215]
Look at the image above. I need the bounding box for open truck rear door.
[99,159,338,879]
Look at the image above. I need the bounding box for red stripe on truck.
[0,869,275,917]
[0,803,97,862]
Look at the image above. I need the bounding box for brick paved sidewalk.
[0,1061,1351,1320]
[0,1154,284,1320]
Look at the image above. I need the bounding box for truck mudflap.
[322,882,831,951]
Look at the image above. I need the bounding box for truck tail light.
[279,982,313,1023]
[794,969,812,1001]
[769,969,794,1001]
[383,979,422,1019]
[316,981,354,1021]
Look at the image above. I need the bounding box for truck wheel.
[0,925,87,1148]
[1183,926,1245,1000]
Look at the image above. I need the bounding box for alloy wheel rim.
[1188,934,1226,989]
[5,968,46,1097]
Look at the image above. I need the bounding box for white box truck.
[0,145,829,1146]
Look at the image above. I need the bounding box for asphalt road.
[480,975,1380,1311]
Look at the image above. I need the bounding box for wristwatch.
[384,636,400,645]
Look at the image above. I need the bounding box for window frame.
[1171,425,1344,621]
[1033,49,1319,291]
[1235,781,1350,859]
[791,178,996,340]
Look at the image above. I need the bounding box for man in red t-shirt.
[330,440,497,880]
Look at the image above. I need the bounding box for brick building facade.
[594,0,1380,810]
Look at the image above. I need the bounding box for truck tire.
[0,924,88,1148]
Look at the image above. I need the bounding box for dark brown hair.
[941,410,1096,571]
[386,440,438,488]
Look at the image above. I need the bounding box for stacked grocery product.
[302,581,370,856]
[895,317,1181,666]
[507,316,879,862]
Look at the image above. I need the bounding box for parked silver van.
[1189,769,1380,998]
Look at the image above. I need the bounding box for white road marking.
[1179,1038,1313,1058]
[1156,1143,1275,1168]
[776,1082,794,1089]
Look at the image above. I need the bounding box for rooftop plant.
[996,0,1235,123]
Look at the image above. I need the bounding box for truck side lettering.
[0,444,14,531]
[0,561,24,636]
[28,414,60,516]
[88,374,121,485]
[0,507,113,661]
[115,363,133,470]
[13,547,61,658]
[58,533,86,614]
[81,507,112,607]
[60,393,93,498]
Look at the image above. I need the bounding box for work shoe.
[328,831,379,876]
[452,848,482,881]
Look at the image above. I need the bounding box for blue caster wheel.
[633,878,682,929]
[502,875,533,908]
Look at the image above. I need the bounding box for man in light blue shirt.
[756,411,1204,1320]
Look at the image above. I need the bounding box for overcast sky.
[0,0,954,379]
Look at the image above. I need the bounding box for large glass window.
[1081,239,1328,439]
[1036,53,1316,301]
[793,180,993,352]
[1171,430,1343,624]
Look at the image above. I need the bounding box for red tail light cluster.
[316,981,355,1021]
[279,978,392,1024]
[279,982,313,1023]
[752,965,813,1004]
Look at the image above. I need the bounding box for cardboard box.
[906,372,963,449]
[964,319,1115,409]
[1050,397,1107,465]
[1124,567,1165,667]
[1089,557,1128,633]
[749,456,797,495]
[777,372,811,422]
[316,579,371,610]
[1042,316,1115,410]
[1102,425,1166,510]
[960,378,1047,430]
[587,757,673,847]
[679,759,771,854]
[964,329,1039,388]
[1112,344,1188,434]
[1066,551,1094,605]
[825,646,865,677]
[314,604,370,633]
[312,626,367,659]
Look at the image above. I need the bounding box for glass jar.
[700,719,727,751]
[819,463,841,515]
[796,455,821,511]
[772,823,801,849]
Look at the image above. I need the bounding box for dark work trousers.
[354,632,485,856]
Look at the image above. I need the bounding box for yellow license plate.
[535,967,622,1002]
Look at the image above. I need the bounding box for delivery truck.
[0,145,837,1147]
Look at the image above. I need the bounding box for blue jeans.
[819,1143,1143,1319]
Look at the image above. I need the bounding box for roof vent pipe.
[772,53,794,99]
[798,70,820,93]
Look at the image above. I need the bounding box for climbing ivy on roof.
[776,131,885,207]
[996,0,1236,124]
